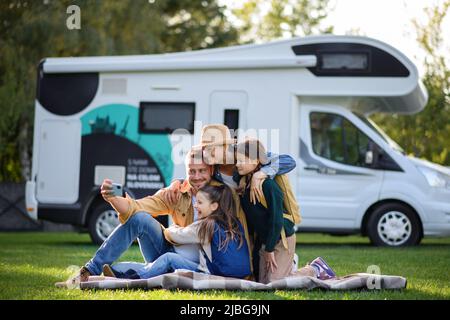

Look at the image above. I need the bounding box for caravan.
[25,35,450,246]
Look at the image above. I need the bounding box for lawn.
[0,232,449,300]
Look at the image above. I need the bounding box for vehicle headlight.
[417,165,449,188]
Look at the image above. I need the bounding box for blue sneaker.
[309,257,336,280]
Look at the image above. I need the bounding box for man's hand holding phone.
[100,179,130,219]
[101,179,123,202]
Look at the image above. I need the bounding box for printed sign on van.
[126,158,164,190]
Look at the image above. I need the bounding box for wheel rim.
[95,210,119,241]
[377,211,412,246]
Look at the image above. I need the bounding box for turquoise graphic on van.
[80,103,173,185]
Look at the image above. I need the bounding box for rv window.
[352,112,405,154]
[292,42,409,77]
[139,102,195,134]
[224,109,239,137]
[320,53,368,71]
[310,112,373,167]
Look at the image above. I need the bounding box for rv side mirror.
[365,150,374,165]
[365,141,380,167]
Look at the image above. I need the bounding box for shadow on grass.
[297,242,372,248]
[49,241,450,252]
[51,241,98,247]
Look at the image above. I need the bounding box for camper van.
[25,35,450,246]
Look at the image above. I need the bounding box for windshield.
[352,112,405,154]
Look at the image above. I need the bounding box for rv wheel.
[88,203,120,245]
[367,203,422,247]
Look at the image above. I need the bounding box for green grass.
[0,232,449,300]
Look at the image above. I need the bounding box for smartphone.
[111,183,123,197]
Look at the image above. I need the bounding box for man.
[57,148,252,287]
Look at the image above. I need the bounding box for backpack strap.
[280,227,288,250]
[275,175,301,225]
[200,245,212,264]
[283,213,295,223]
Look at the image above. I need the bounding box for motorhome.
[26,35,450,246]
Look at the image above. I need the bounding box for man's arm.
[101,179,174,224]
[108,196,130,219]
[259,152,297,179]
[100,179,129,219]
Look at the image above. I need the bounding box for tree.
[230,0,334,43]
[160,0,240,51]
[370,1,450,165]
[0,0,240,182]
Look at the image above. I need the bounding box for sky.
[221,0,450,76]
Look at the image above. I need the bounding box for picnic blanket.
[77,270,407,291]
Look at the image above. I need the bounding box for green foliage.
[371,1,450,165]
[231,0,334,42]
[0,0,239,182]
[0,42,32,182]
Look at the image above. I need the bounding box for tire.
[88,202,120,245]
[367,202,422,247]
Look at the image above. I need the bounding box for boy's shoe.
[102,264,117,278]
[309,257,336,280]
[55,266,91,288]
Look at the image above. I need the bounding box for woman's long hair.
[197,184,244,250]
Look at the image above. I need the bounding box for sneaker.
[102,264,140,279]
[309,257,336,280]
[102,264,117,278]
[55,266,91,288]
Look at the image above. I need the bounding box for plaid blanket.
[78,270,407,291]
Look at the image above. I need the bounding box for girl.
[103,184,251,280]
[235,138,336,283]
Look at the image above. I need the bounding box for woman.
[235,138,336,283]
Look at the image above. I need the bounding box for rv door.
[209,90,248,138]
[297,105,383,230]
[36,119,81,204]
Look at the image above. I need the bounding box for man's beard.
[190,180,207,192]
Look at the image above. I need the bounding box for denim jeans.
[112,252,200,279]
[85,211,173,275]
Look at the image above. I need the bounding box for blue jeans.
[85,212,173,275]
[112,252,200,279]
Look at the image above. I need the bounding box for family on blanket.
[58,124,337,287]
